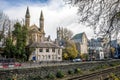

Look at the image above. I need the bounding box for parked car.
[72,58,82,62]
[14,62,21,67]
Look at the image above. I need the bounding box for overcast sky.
[0,0,94,40]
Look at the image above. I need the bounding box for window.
[58,57,61,59]
[46,48,49,52]
[52,48,55,52]
[48,55,50,59]
[58,49,60,55]
[39,49,43,52]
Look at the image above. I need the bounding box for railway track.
[68,66,120,80]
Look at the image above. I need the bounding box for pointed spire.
[25,6,30,18]
[26,6,29,14]
[39,10,44,33]
[40,10,44,20]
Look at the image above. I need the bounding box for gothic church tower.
[25,7,30,28]
[39,11,45,42]
[24,7,49,44]
[40,11,44,33]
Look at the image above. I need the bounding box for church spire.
[25,6,30,18]
[25,6,30,27]
[40,10,44,20]
[40,10,44,33]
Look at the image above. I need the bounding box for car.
[14,62,21,67]
[72,58,82,62]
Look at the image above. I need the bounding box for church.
[25,7,48,44]
[25,7,62,62]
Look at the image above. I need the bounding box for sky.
[0,0,94,40]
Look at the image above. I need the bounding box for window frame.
[39,48,43,52]
[46,48,49,52]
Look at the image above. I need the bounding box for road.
[0,59,119,70]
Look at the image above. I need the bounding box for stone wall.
[0,60,120,79]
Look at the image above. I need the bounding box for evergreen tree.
[4,22,28,61]
[4,38,14,58]
[12,22,28,61]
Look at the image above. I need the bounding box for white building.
[88,38,105,60]
[29,42,62,62]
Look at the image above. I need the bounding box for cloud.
[0,0,94,40]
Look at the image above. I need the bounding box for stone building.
[25,7,62,62]
[72,32,88,55]
[25,7,47,44]
[56,27,65,47]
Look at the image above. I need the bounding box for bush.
[7,78,12,80]
[56,70,64,78]
[27,75,42,80]
[108,73,119,80]
[68,70,74,75]
[89,68,96,72]
[74,68,82,74]
[47,73,55,79]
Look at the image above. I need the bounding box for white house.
[88,38,105,60]
[29,42,62,62]
[96,47,104,60]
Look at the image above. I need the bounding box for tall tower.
[40,10,44,33]
[57,27,62,40]
[25,7,30,28]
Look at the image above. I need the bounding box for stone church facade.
[25,7,62,62]
[25,7,47,44]
[72,32,88,55]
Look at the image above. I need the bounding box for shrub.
[68,70,74,75]
[27,75,42,80]
[47,73,55,79]
[89,68,96,72]
[7,78,12,80]
[33,76,43,80]
[74,68,82,74]
[108,73,119,80]
[56,70,64,78]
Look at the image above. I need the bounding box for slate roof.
[29,42,60,48]
[72,33,83,40]
[72,32,86,42]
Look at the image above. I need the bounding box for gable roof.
[72,33,83,40]
[29,42,60,48]
[29,24,40,33]
[30,24,39,30]
[72,32,87,42]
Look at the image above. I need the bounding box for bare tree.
[62,28,73,40]
[57,27,73,40]
[64,0,120,37]
[0,11,10,37]
[0,11,13,47]
[64,0,120,58]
